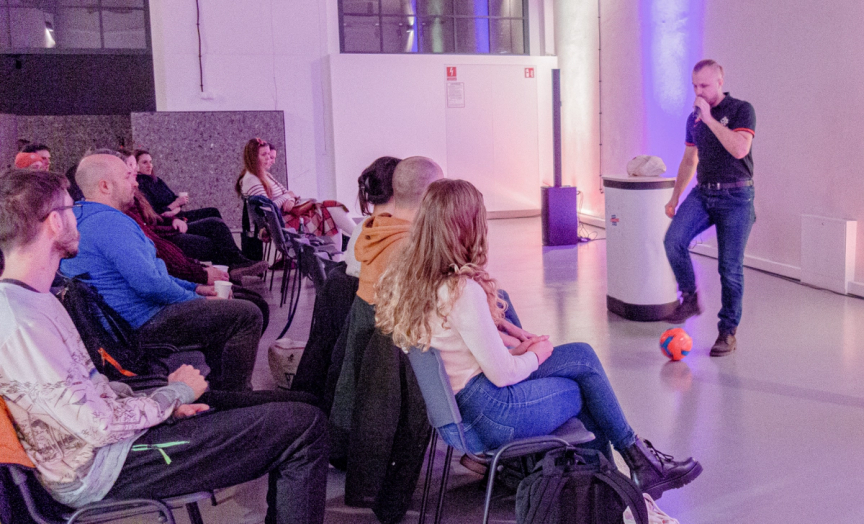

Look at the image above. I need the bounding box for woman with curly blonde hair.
[375,179,702,500]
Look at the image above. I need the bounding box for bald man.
[61,154,262,391]
[328,157,443,499]
[354,156,444,305]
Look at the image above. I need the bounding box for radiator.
[800,215,857,294]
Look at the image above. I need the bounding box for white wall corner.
[849,281,864,299]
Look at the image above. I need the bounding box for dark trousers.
[106,399,328,524]
[172,217,248,267]
[178,207,222,222]
[136,299,262,391]
[664,186,756,333]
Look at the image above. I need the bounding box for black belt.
[698,179,753,190]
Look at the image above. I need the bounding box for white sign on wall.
[447,82,465,108]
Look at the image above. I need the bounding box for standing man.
[663,60,756,357]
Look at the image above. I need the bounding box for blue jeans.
[439,343,636,457]
[664,186,755,334]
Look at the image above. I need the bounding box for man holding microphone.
[663,59,756,357]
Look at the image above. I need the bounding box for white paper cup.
[213,264,229,273]
[201,261,212,267]
[179,191,189,198]
[214,281,232,299]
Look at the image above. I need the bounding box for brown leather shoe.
[664,292,703,324]
[710,332,737,357]
[459,454,488,476]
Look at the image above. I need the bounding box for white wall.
[557,0,864,288]
[149,0,332,199]
[328,54,557,213]
[149,0,556,214]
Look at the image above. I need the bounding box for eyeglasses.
[40,203,82,221]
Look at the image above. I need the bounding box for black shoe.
[664,292,703,324]
[710,332,737,357]
[620,438,702,500]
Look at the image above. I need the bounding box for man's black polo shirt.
[685,93,755,184]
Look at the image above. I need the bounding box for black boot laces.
[643,440,675,470]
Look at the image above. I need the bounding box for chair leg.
[185,502,204,524]
[433,445,454,524]
[418,431,438,524]
[269,252,279,292]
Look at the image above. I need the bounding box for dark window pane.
[418,16,453,53]
[343,0,378,15]
[102,0,145,6]
[455,17,490,54]
[55,7,101,48]
[0,9,10,49]
[381,0,412,15]
[58,0,99,6]
[489,17,523,54]
[9,8,54,48]
[381,15,415,53]
[417,0,452,17]
[102,8,146,48]
[342,14,380,52]
[454,0,484,16]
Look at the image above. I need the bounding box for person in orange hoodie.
[328,157,443,518]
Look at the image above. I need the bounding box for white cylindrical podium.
[602,176,678,321]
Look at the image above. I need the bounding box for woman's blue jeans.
[663,186,756,334]
[439,342,636,457]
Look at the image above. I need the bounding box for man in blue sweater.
[61,154,261,391]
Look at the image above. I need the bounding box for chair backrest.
[248,195,285,229]
[260,206,292,256]
[406,347,462,428]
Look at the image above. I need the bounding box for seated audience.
[0,168,327,521]
[127,190,271,333]
[344,156,401,278]
[292,156,400,402]
[236,138,355,246]
[375,179,703,500]
[327,157,444,521]
[135,149,221,222]
[21,143,52,170]
[59,154,261,391]
[120,149,266,279]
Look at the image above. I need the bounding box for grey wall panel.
[15,114,133,174]
[131,111,287,230]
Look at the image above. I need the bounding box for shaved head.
[392,156,444,210]
[76,154,137,211]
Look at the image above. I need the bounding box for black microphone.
[693,106,701,120]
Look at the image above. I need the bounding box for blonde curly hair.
[375,179,505,350]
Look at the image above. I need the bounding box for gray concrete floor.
[177,217,864,523]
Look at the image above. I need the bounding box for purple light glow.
[640,0,704,171]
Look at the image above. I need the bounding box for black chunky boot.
[664,291,703,324]
[620,438,703,500]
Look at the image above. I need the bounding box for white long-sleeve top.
[0,282,195,507]
[429,279,538,393]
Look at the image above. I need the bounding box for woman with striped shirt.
[236,138,354,245]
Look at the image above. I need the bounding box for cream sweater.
[428,279,538,393]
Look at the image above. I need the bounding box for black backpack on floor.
[515,447,649,524]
